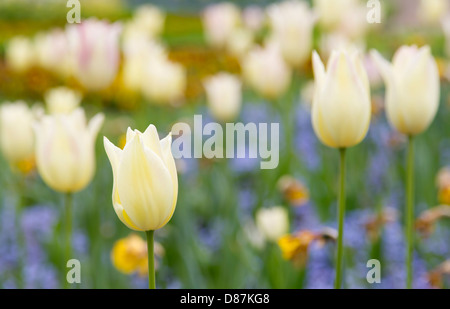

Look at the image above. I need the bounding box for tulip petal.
[159,133,178,226]
[312,51,326,88]
[141,124,163,158]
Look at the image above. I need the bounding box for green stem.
[406,135,414,289]
[335,148,347,289]
[64,192,73,289]
[146,230,155,289]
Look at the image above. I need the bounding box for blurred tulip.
[311,50,371,148]
[267,0,316,67]
[128,4,165,38]
[255,206,289,242]
[0,102,37,165]
[34,29,73,78]
[141,55,186,104]
[242,5,266,32]
[418,0,449,26]
[319,32,365,62]
[66,19,122,91]
[203,2,241,48]
[313,0,359,29]
[6,36,35,73]
[44,87,82,114]
[443,17,450,57]
[242,43,292,99]
[122,37,165,92]
[103,125,178,231]
[204,73,242,122]
[34,108,104,193]
[226,27,254,59]
[371,45,440,136]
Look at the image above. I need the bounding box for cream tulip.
[204,73,242,122]
[122,37,165,92]
[311,50,371,148]
[242,43,292,99]
[141,55,186,104]
[34,108,104,193]
[313,0,358,29]
[202,2,241,48]
[371,45,440,136]
[103,125,178,231]
[255,206,289,242]
[242,6,266,32]
[418,0,449,26]
[130,5,165,38]
[226,28,254,59]
[45,87,82,114]
[267,0,316,67]
[6,36,35,73]
[34,29,73,78]
[0,102,36,164]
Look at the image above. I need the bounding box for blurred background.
[0,0,450,289]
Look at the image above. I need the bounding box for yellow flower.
[278,234,303,261]
[111,234,164,276]
[15,156,36,175]
[439,187,450,205]
[278,231,316,268]
[104,124,178,231]
[277,175,309,207]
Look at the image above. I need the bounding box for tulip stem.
[335,148,346,289]
[406,135,414,289]
[64,192,73,289]
[146,230,156,289]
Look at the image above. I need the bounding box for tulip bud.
[311,50,371,148]
[34,108,104,193]
[103,125,178,231]
[371,45,440,136]
[0,102,36,164]
[45,87,82,114]
[267,0,316,67]
[66,19,122,91]
[204,73,242,122]
[202,2,241,48]
[256,206,289,242]
[242,43,292,99]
